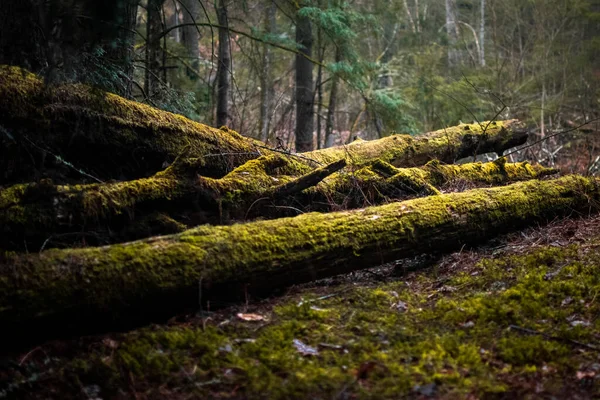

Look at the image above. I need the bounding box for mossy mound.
[5,222,600,399]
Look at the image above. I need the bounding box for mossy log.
[1,175,598,343]
[0,156,556,251]
[0,65,528,185]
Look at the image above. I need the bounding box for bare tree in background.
[295,5,314,152]
[181,0,201,78]
[145,0,166,98]
[260,1,276,143]
[216,0,231,127]
[445,0,460,67]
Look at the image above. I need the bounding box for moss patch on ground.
[5,218,600,399]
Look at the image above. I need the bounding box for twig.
[255,144,323,166]
[503,117,600,158]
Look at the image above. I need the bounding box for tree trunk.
[325,48,342,148]
[295,7,314,152]
[0,156,556,251]
[107,0,140,98]
[2,175,598,345]
[145,0,165,99]
[479,0,486,67]
[259,1,276,143]
[181,0,201,78]
[445,0,461,67]
[0,66,528,186]
[216,0,231,128]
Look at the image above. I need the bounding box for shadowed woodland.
[1,0,600,398]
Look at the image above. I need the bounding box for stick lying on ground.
[1,175,598,345]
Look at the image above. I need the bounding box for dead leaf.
[236,313,265,322]
[577,370,596,380]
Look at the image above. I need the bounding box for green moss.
[2,175,600,344]
[303,120,526,168]
[8,232,600,398]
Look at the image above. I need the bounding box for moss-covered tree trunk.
[0,156,556,251]
[0,66,528,185]
[2,175,598,345]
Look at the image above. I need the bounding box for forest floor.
[3,213,600,399]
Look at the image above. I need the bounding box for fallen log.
[1,175,598,343]
[0,65,528,185]
[0,157,556,251]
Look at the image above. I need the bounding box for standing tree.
[181,0,201,78]
[216,0,232,127]
[295,4,315,152]
[260,1,277,143]
[445,0,461,67]
[145,0,166,99]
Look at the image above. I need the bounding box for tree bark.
[479,0,486,67]
[145,0,165,99]
[2,175,598,344]
[295,7,314,152]
[445,0,461,67]
[260,1,276,143]
[325,48,342,148]
[181,0,201,78]
[107,0,140,98]
[216,0,231,128]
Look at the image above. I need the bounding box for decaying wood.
[0,156,556,251]
[1,175,598,343]
[0,66,528,185]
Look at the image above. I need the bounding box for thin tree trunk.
[479,0,485,66]
[325,48,342,148]
[181,0,200,78]
[316,27,324,149]
[145,0,164,98]
[260,1,276,143]
[295,7,314,152]
[216,0,231,127]
[445,0,460,67]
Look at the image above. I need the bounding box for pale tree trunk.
[181,0,201,78]
[445,0,460,67]
[260,1,276,143]
[295,6,314,152]
[374,21,398,137]
[216,0,231,127]
[479,0,485,66]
